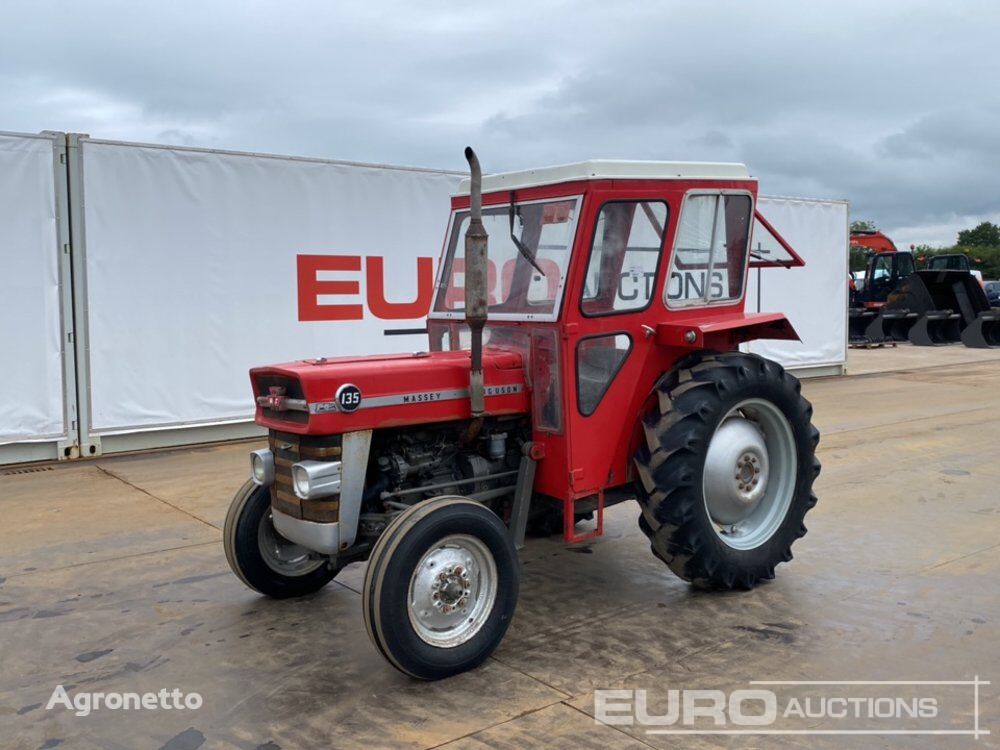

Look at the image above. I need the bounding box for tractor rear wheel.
[224,480,340,598]
[362,496,519,680]
[634,352,820,590]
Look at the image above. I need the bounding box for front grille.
[256,375,309,424]
[268,430,342,523]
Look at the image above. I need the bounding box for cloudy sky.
[2,1,998,247]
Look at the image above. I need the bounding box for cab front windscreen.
[432,197,581,319]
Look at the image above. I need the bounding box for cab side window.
[896,253,915,277]
[581,201,668,316]
[873,255,891,282]
[576,334,631,416]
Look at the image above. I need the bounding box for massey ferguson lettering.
[485,385,520,396]
[402,392,444,404]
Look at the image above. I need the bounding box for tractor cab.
[926,253,972,272]
[426,160,802,540]
[856,249,916,308]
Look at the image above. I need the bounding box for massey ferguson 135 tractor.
[224,149,820,680]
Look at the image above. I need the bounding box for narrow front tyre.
[223,480,339,598]
[362,496,519,680]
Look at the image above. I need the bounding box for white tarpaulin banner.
[746,196,848,369]
[80,140,462,432]
[79,139,846,436]
[0,132,65,442]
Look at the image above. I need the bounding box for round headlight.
[249,449,274,485]
[292,465,311,498]
[251,453,266,483]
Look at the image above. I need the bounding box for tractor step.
[564,491,604,544]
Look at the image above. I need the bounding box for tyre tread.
[633,351,820,590]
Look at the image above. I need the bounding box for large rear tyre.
[634,352,820,590]
[362,496,519,680]
[223,480,339,598]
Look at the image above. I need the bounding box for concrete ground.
[2,345,999,749]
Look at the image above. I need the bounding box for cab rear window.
[666,193,752,307]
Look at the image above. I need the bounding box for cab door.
[563,196,672,501]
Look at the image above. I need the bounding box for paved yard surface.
[2,346,998,749]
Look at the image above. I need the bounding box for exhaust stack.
[464,147,488,416]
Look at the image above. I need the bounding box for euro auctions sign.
[297,254,436,321]
[295,253,724,323]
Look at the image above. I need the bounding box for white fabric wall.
[0,133,64,441]
[747,196,848,371]
[81,141,462,432]
[78,141,846,435]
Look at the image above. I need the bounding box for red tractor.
[224,149,820,680]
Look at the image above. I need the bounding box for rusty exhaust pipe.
[464,146,488,416]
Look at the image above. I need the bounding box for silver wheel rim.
[407,534,498,648]
[258,509,326,576]
[702,398,797,550]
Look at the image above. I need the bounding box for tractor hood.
[250,349,529,434]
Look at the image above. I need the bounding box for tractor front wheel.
[223,480,340,598]
[362,496,519,680]
[634,352,820,589]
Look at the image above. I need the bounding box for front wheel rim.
[407,534,498,648]
[702,398,797,550]
[257,509,326,576]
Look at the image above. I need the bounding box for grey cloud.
[1,0,998,246]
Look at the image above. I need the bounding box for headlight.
[290,460,342,500]
[292,464,310,497]
[250,449,274,486]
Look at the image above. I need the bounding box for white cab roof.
[456,160,751,195]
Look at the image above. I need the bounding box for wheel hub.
[408,535,498,648]
[701,399,798,551]
[257,511,325,576]
[433,565,471,614]
[704,418,769,525]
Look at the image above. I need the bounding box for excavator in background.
[849,229,916,311]
[850,228,898,255]
[848,232,999,348]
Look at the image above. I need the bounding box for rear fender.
[655,312,799,350]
